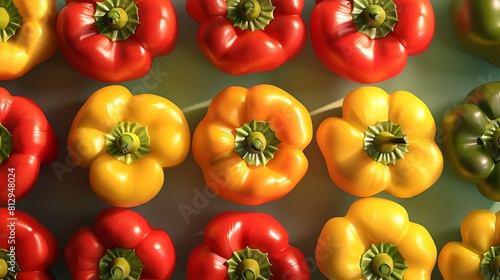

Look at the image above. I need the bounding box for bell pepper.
[191,84,312,205]
[0,207,59,280]
[316,86,443,198]
[185,0,307,75]
[0,87,58,203]
[441,82,500,201]
[65,207,176,279]
[316,197,437,280]
[0,0,58,80]
[437,209,500,280]
[187,211,310,279]
[56,0,177,82]
[310,0,435,84]
[67,85,190,207]
[449,0,500,67]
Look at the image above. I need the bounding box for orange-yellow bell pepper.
[316,86,443,198]
[67,85,190,207]
[0,0,58,80]
[192,84,313,206]
[438,209,500,280]
[316,197,437,280]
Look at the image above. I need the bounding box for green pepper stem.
[115,132,140,154]
[371,253,394,277]
[109,257,131,280]
[238,0,262,21]
[227,247,272,280]
[99,248,144,280]
[238,258,260,280]
[106,8,129,30]
[105,121,150,165]
[374,131,408,153]
[234,120,281,166]
[0,0,22,42]
[0,7,9,30]
[94,0,140,41]
[351,0,398,39]
[226,0,275,31]
[0,258,7,278]
[363,5,387,28]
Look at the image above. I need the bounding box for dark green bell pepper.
[442,82,500,201]
[449,0,500,67]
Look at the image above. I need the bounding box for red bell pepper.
[187,211,310,279]
[0,87,58,203]
[56,0,178,82]
[0,207,59,280]
[310,0,435,84]
[186,0,307,75]
[65,208,176,279]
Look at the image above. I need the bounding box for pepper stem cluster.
[360,243,408,280]
[478,119,500,162]
[94,0,140,42]
[0,0,22,42]
[226,246,272,280]
[0,249,19,280]
[363,120,408,165]
[481,246,500,279]
[99,248,145,280]
[351,0,398,39]
[234,120,280,166]
[226,0,275,31]
[0,123,13,164]
[105,121,150,164]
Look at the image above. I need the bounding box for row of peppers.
[3,79,500,278]
[3,0,496,85]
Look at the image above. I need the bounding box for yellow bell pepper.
[316,197,437,280]
[191,84,313,206]
[67,85,190,207]
[438,209,500,280]
[316,86,443,198]
[0,0,58,80]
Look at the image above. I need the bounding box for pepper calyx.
[478,119,500,162]
[360,243,408,280]
[226,246,272,280]
[352,0,398,39]
[481,246,500,279]
[234,120,280,166]
[364,120,408,165]
[0,0,22,43]
[105,121,150,164]
[99,248,145,280]
[0,123,13,164]
[226,0,275,31]
[94,0,140,42]
[0,249,20,279]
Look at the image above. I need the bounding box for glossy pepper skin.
[0,87,58,203]
[67,85,190,207]
[449,0,500,67]
[57,0,177,82]
[0,0,58,80]
[0,208,59,280]
[438,209,500,280]
[65,208,176,279]
[186,0,307,75]
[316,86,443,198]
[442,82,500,201]
[310,0,435,84]
[316,197,437,280]
[192,84,312,205]
[187,211,310,279]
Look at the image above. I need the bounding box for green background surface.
[2,0,496,279]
